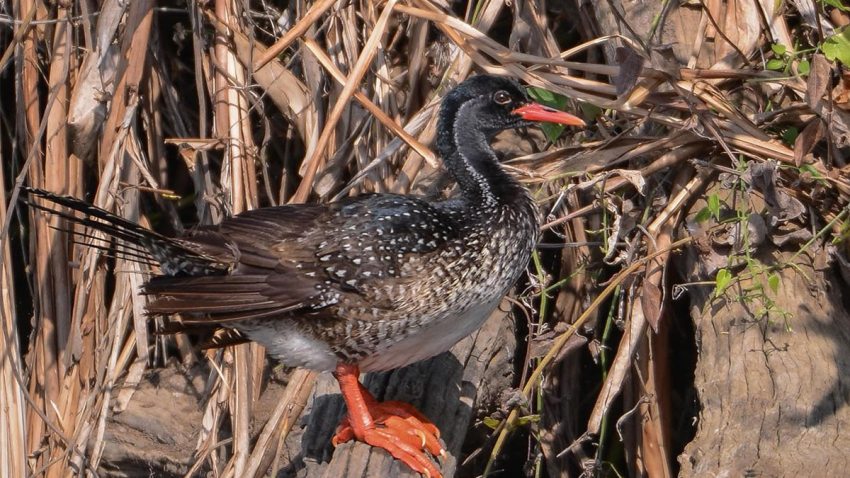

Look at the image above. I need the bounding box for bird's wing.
[144,203,330,322]
[144,195,458,324]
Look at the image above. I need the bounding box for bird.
[25,74,585,477]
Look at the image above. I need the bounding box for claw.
[333,363,444,477]
[414,429,427,448]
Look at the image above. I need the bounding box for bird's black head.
[436,75,585,157]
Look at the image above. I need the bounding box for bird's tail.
[22,187,225,276]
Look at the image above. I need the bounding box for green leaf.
[482,416,501,430]
[579,102,602,119]
[798,59,810,76]
[782,126,799,146]
[799,163,825,179]
[528,87,558,104]
[527,87,568,110]
[539,124,567,143]
[821,0,850,12]
[515,414,540,427]
[527,87,570,142]
[715,268,732,297]
[694,206,712,223]
[771,43,787,56]
[767,273,780,295]
[823,28,850,66]
[707,193,721,221]
[766,58,786,70]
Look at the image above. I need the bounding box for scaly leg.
[332,363,445,478]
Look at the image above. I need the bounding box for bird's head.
[437,75,585,144]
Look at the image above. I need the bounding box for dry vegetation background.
[1,0,850,477]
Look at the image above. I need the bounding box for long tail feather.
[48,223,157,261]
[23,187,227,276]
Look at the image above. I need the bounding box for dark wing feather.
[144,204,332,322]
[143,194,459,325]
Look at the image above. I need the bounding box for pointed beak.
[512,102,586,127]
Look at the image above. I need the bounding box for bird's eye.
[493,90,512,105]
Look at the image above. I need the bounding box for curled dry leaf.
[788,0,836,36]
[528,322,587,363]
[614,46,644,96]
[603,201,623,265]
[716,0,761,68]
[68,0,129,160]
[806,54,832,111]
[164,138,227,151]
[208,17,319,161]
[613,168,647,195]
[746,212,768,249]
[641,279,664,333]
[164,138,227,172]
[744,160,806,222]
[793,119,826,166]
[771,225,814,247]
[835,70,850,111]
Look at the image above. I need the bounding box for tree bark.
[677,245,850,476]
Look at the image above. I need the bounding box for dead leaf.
[744,160,806,222]
[716,213,767,253]
[788,0,835,34]
[835,70,850,111]
[806,54,832,111]
[830,7,850,27]
[612,169,647,195]
[614,46,644,96]
[714,0,761,69]
[165,138,227,172]
[603,202,623,265]
[746,213,768,249]
[68,45,120,161]
[641,280,664,332]
[649,44,681,79]
[793,119,825,166]
[771,226,814,247]
[528,322,587,363]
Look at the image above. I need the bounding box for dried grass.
[1,0,848,477]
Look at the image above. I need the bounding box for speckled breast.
[342,201,539,371]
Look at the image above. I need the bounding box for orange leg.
[332,363,445,478]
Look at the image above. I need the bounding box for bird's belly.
[357,295,503,372]
[235,320,339,372]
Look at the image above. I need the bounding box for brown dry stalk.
[243,369,317,478]
[291,0,400,203]
[254,0,338,70]
[302,38,438,167]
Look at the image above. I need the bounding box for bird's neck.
[436,107,528,209]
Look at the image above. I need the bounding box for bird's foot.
[332,399,444,453]
[333,363,445,477]
[333,404,444,477]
